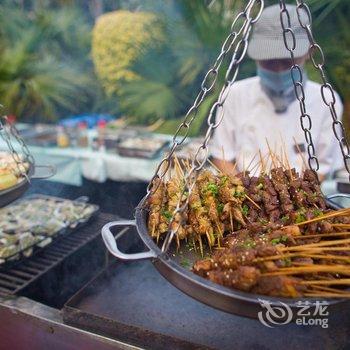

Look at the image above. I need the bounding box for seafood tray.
[21,124,57,147]
[116,135,169,159]
[0,195,99,266]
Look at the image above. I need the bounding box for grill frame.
[0,213,101,296]
[0,194,99,267]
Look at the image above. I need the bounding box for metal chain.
[0,116,35,179]
[0,117,27,177]
[279,1,319,176]
[6,118,35,165]
[145,1,262,200]
[162,0,264,252]
[294,0,350,180]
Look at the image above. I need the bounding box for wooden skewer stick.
[254,252,303,262]
[331,224,350,228]
[259,149,266,174]
[290,247,350,252]
[173,154,184,178]
[284,148,293,180]
[229,210,234,233]
[207,158,222,174]
[300,279,350,286]
[295,208,350,226]
[246,153,258,174]
[274,146,286,170]
[293,136,308,170]
[279,133,293,180]
[250,152,268,176]
[309,285,350,295]
[294,232,350,239]
[255,252,350,263]
[296,254,350,262]
[152,221,156,238]
[198,234,204,257]
[205,230,213,248]
[185,159,191,172]
[303,293,350,298]
[179,158,189,173]
[265,139,278,169]
[244,194,262,210]
[261,265,350,277]
[279,238,350,251]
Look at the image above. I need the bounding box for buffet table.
[0,123,173,186]
[21,144,164,186]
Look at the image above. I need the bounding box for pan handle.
[32,165,57,179]
[102,220,157,260]
[326,194,350,209]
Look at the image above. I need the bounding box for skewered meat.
[188,184,214,244]
[147,178,165,238]
[193,218,350,298]
[271,167,294,214]
[253,276,305,298]
[147,159,350,298]
[217,174,246,228]
[167,179,187,239]
[303,169,326,209]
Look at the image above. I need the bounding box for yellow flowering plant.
[92,10,165,96]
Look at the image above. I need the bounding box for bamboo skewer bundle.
[148,147,350,298]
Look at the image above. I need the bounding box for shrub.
[91,10,164,96]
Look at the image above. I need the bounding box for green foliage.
[0,2,94,121]
[118,0,243,128]
[0,42,90,120]
[91,10,165,96]
[0,0,349,137]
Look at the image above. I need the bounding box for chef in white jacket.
[211,4,343,181]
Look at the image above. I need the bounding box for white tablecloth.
[0,140,167,186]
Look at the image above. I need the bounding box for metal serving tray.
[116,139,169,159]
[0,194,99,267]
[101,196,349,319]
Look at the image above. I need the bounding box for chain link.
[145,0,262,199]
[279,1,320,175]
[161,0,264,253]
[295,0,350,179]
[0,115,35,179]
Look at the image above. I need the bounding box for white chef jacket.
[210,76,344,176]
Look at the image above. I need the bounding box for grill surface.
[0,215,103,296]
[63,257,350,350]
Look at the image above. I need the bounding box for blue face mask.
[257,66,294,94]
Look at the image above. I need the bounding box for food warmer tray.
[102,196,350,319]
[0,194,99,267]
[0,162,34,208]
[115,140,169,159]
